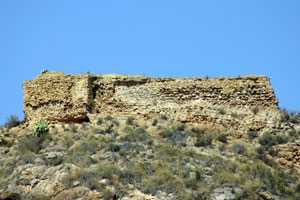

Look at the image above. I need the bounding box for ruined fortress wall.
[24,72,280,132]
[23,73,92,124]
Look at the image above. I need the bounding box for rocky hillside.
[0,112,300,200]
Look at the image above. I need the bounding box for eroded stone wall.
[23,72,92,125]
[24,72,280,132]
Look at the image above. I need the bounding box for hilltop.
[0,72,300,200]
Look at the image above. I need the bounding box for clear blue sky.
[0,0,299,124]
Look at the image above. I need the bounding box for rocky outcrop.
[23,72,280,132]
[0,192,21,200]
[276,143,300,174]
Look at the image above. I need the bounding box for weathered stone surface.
[122,189,157,200]
[53,186,101,200]
[24,72,280,132]
[211,186,242,200]
[275,143,300,174]
[23,72,92,125]
[0,192,21,200]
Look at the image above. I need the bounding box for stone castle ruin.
[23,72,281,132]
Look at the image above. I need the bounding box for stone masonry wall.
[23,72,92,125]
[24,72,281,132]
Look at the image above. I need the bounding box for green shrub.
[62,134,74,148]
[109,143,121,152]
[255,148,276,166]
[151,118,158,126]
[268,147,279,157]
[232,143,246,155]
[276,135,289,144]
[62,167,101,190]
[125,117,135,126]
[96,161,121,179]
[142,166,184,195]
[231,112,239,118]
[213,170,240,185]
[217,108,226,115]
[258,133,288,149]
[33,120,49,137]
[280,109,300,124]
[119,162,149,185]
[19,151,36,165]
[102,189,115,200]
[68,124,78,132]
[195,134,213,147]
[280,109,289,122]
[288,129,298,138]
[190,127,207,143]
[120,169,139,185]
[247,131,258,140]
[119,142,145,157]
[65,151,94,167]
[4,115,21,129]
[156,144,183,159]
[75,137,99,154]
[246,162,291,194]
[96,117,104,125]
[295,183,300,193]
[217,133,228,143]
[64,137,99,167]
[289,113,300,124]
[17,135,45,154]
[258,133,274,147]
[174,123,186,131]
[78,170,102,190]
[218,144,226,152]
[160,128,186,145]
[159,114,168,121]
[256,146,265,156]
[121,127,150,143]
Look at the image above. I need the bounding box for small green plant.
[121,127,150,143]
[217,133,228,143]
[258,133,288,149]
[33,120,49,137]
[218,143,226,152]
[17,135,44,153]
[195,134,213,147]
[125,116,135,126]
[160,128,186,145]
[190,127,205,135]
[109,143,121,152]
[217,108,226,115]
[289,114,300,124]
[159,114,168,121]
[280,109,300,124]
[231,143,246,155]
[68,123,78,132]
[96,117,104,125]
[231,112,239,118]
[247,131,258,140]
[151,118,158,126]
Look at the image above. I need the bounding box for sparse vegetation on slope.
[0,114,300,200]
